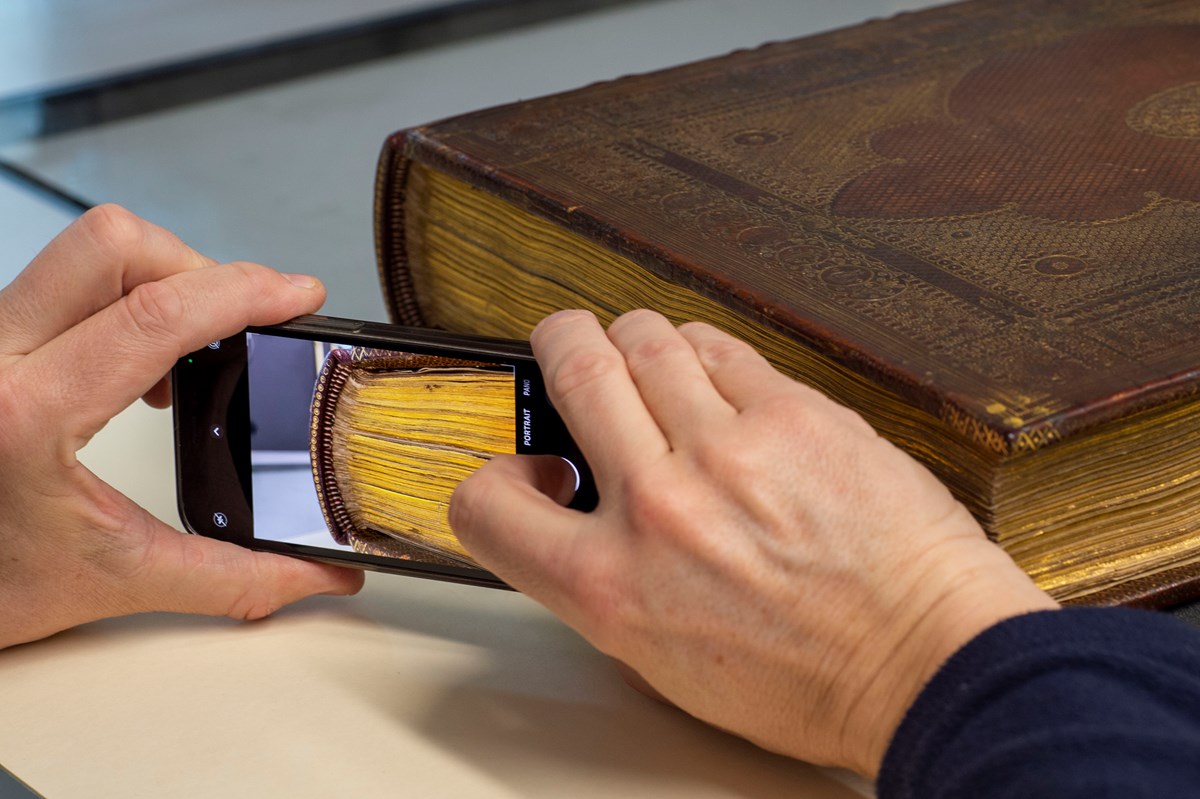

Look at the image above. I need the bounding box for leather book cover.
[374,0,1200,605]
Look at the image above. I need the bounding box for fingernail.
[282,272,318,289]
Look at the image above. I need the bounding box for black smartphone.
[172,314,596,589]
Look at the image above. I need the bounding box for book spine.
[374,131,426,326]
[310,348,357,545]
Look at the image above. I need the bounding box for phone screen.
[175,320,594,586]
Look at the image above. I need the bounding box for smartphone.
[172,314,596,588]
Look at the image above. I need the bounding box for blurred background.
[0,0,940,313]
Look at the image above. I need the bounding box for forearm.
[879,608,1200,799]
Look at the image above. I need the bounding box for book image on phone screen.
[173,316,595,588]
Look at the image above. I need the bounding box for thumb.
[130,517,364,620]
[450,454,584,598]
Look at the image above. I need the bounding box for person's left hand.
[0,205,364,650]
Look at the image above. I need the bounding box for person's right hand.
[0,205,363,650]
[451,309,1058,777]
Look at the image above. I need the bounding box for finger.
[521,453,585,507]
[130,518,365,619]
[605,310,735,445]
[677,322,796,411]
[531,310,668,485]
[142,375,172,409]
[450,454,586,604]
[0,205,215,356]
[679,322,878,436]
[22,262,324,446]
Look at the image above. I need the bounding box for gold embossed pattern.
[1128,82,1200,139]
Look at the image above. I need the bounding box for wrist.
[841,534,1059,777]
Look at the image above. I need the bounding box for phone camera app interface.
[247,333,518,570]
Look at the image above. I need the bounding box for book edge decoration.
[1082,561,1200,608]
[310,348,355,545]
[375,138,426,328]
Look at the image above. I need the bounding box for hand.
[0,205,363,650]
[451,309,1057,776]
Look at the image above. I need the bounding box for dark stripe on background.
[0,765,44,799]
[0,161,91,213]
[0,0,647,145]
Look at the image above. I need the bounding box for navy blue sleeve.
[878,607,1200,799]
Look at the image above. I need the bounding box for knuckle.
[832,400,879,437]
[608,308,660,332]
[754,389,807,420]
[225,261,278,300]
[751,394,828,448]
[621,468,692,538]
[623,335,683,373]
[676,321,711,335]
[227,587,279,621]
[191,550,279,621]
[532,309,595,345]
[692,430,745,474]
[223,260,265,279]
[547,348,625,403]
[79,204,146,256]
[768,383,876,439]
[121,280,186,343]
[691,333,757,370]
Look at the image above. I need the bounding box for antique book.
[372,0,1200,606]
[310,347,514,567]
